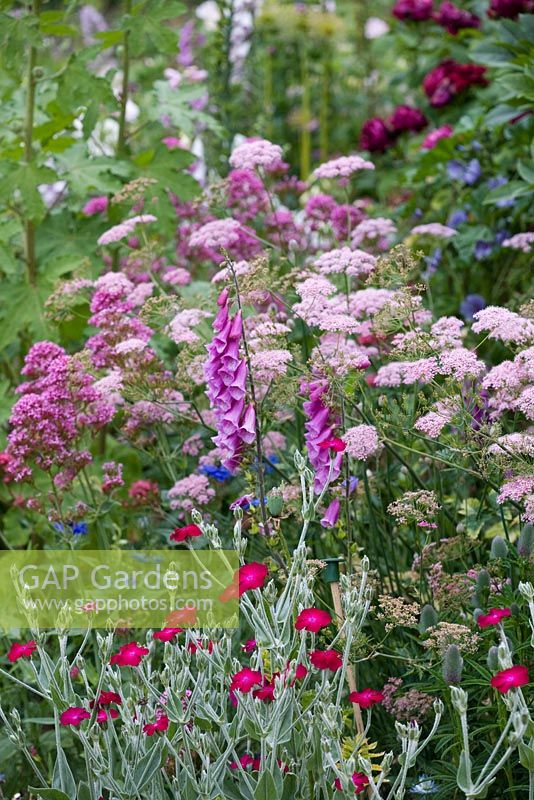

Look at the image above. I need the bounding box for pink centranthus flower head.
[295,607,332,633]
[153,627,183,642]
[170,523,203,543]
[229,138,283,172]
[477,607,512,628]
[8,641,37,662]
[334,772,370,794]
[310,649,343,671]
[490,665,529,693]
[143,714,169,736]
[230,667,263,693]
[238,562,268,595]
[60,706,91,727]
[313,155,374,180]
[110,642,149,667]
[349,688,385,708]
[82,196,109,216]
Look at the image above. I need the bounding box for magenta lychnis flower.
[477,607,511,628]
[143,714,169,736]
[238,562,268,595]
[349,688,385,708]
[318,437,346,453]
[230,667,263,693]
[153,627,183,642]
[310,649,343,672]
[295,607,332,633]
[334,772,370,794]
[8,641,37,663]
[110,642,149,667]
[60,706,91,727]
[490,665,529,694]
[170,524,202,543]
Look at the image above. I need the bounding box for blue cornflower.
[71,522,88,535]
[447,159,481,185]
[460,294,486,321]
[495,229,510,245]
[447,209,468,228]
[199,464,233,483]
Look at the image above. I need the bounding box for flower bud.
[487,646,499,671]
[419,603,438,632]
[517,523,534,557]
[443,644,463,685]
[518,581,534,602]
[450,686,468,715]
[490,535,508,559]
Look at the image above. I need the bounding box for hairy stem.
[24,0,41,286]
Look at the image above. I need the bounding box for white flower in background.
[364,17,389,39]
[87,118,120,156]
[196,0,221,30]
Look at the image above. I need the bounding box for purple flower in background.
[204,289,256,472]
[460,294,486,320]
[433,2,480,34]
[302,380,343,493]
[79,4,107,44]
[423,248,442,278]
[447,159,481,185]
[495,229,510,245]
[474,240,493,260]
[447,209,468,228]
[178,20,195,67]
[321,498,341,528]
[487,176,515,208]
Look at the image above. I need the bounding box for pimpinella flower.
[170,523,203,543]
[490,665,529,694]
[60,707,91,727]
[477,607,511,628]
[143,714,169,736]
[349,688,385,708]
[230,667,263,693]
[8,641,37,663]
[110,642,149,667]
[153,627,183,642]
[310,649,343,672]
[295,608,332,633]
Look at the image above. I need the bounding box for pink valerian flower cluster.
[225,169,269,221]
[302,380,343,492]
[97,215,157,246]
[5,342,114,486]
[502,232,534,253]
[374,348,484,387]
[229,138,284,172]
[188,218,261,264]
[313,247,376,278]
[82,195,109,216]
[411,223,457,238]
[313,155,375,180]
[168,474,215,512]
[421,124,454,150]
[343,425,380,460]
[351,217,397,249]
[102,461,124,493]
[472,306,534,345]
[204,288,256,471]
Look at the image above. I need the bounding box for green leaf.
[55,144,132,196]
[482,180,531,204]
[0,283,50,349]
[52,748,77,800]
[0,163,57,222]
[124,741,164,793]
[29,790,70,800]
[519,741,534,771]
[517,159,534,184]
[254,770,279,800]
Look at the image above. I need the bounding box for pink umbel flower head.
[110,642,149,667]
[60,707,91,727]
[8,641,37,662]
[302,380,343,493]
[343,425,380,460]
[502,232,534,253]
[310,649,343,671]
[472,306,534,345]
[421,125,454,150]
[313,155,374,180]
[295,608,332,633]
[411,223,457,238]
[477,608,511,628]
[348,688,385,708]
[204,288,256,471]
[97,215,157,246]
[170,524,203,543]
[229,138,283,172]
[490,665,529,693]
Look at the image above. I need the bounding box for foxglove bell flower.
[321,497,341,528]
[302,380,343,492]
[204,288,256,471]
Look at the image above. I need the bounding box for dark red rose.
[359,117,392,152]
[393,0,433,20]
[433,2,481,33]
[389,105,428,133]
[488,0,534,18]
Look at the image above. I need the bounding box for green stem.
[24,0,41,286]
[117,0,132,156]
